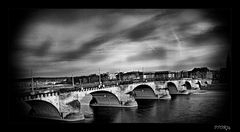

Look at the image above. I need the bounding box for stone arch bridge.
[19,78,210,120]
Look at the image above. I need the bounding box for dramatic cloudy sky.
[12,9,230,77]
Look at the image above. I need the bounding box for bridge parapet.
[21,91,60,110]
[21,78,203,103]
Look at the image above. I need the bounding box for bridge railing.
[18,77,208,97]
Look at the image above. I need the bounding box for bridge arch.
[89,90,121,106]
[166,82,178,95]
[185,81,192,90]
[132,84,157,99]
[25,100,62,119]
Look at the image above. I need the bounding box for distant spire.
[31,69,35,95]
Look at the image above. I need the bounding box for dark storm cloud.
[57,34,112,61]
[109,9,164,15]
[32,9,96,25]
[33,9,164,26]
[16,37,53,57]
[123,10,180,41]
[127,47,168,62]
[97,17,119,30]
[33,38,52,56]
[125,22,157,41]
[179,28,228,48]
[186,32,216,45]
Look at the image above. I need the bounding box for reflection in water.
[113,107,138,123]
[77,90,231,123]
[91,107,121,123]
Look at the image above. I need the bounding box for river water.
[78,90,231,123]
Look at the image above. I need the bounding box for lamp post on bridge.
[30,70,35,95]
[72,74,75,88]
[99,68,101,84]
[119,68,121,84]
